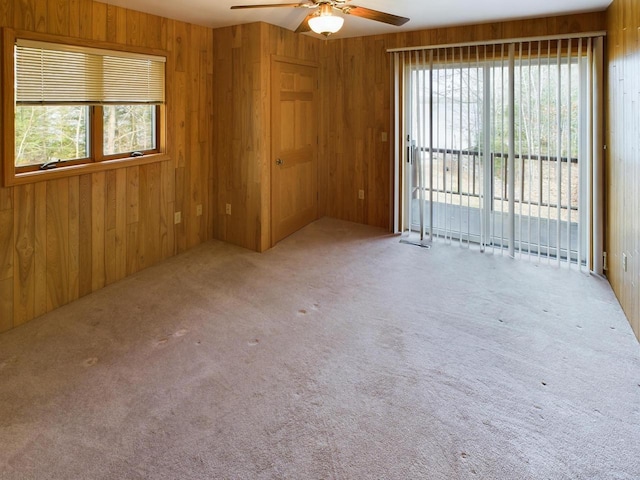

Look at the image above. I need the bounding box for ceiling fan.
[230,0,410,37]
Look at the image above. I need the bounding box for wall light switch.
[225,203,232,215]
[622,253,628,272]
[381,132,388,142]
[196,204,203,216]
[174,212,182,224]
[358,189,365,200]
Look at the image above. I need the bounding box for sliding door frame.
[390,32,605,273]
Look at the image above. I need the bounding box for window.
[103,105,156,156]
[15,105,89,167]
[2,30,167,185]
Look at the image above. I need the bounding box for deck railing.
[411,146,579,212]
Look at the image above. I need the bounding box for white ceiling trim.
[99,0,612,40]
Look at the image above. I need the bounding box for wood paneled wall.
[0,0,213,333]
[0,6,613,334]
[606,0,640,340]
[212,22,320,252]
[319,12,607,229]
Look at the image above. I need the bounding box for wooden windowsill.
[5,153,171,186]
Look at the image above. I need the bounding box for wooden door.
[271,58,319,245]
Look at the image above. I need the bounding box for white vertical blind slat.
[499,44,505,254]
[508,43,516,258]
[405,51,412,233]
[556,40,563,265]
[592,37,605,274]
[546,40,552,263]
[457,47,463,246]
[415,50,424,241]
[567,39,574,266]
[482,48,491,252]
[526,42,534,257]
[429,50,434,241]
[537,41,543,261]
[392,52,400,233]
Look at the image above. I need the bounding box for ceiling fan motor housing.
[309,3,344,36]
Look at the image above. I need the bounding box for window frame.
[2,28,169,187]
[95,104,160,161]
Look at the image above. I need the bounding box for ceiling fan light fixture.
[308,4,344,36]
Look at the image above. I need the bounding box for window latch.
[40,158,61,170]
[130,151,144,157]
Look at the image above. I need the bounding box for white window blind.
[15,39,166,105]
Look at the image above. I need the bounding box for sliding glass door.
[396,37,603,269]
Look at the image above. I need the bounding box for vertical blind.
[15,39,166,105]
[391,34,604,273]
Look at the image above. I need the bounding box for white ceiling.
[99,0,612,40]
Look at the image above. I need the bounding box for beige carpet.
[1,218,639,479]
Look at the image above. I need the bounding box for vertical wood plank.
[0,0,15,28]
[33,182,47,317]
[47,0,69,36]
[126,166,139,225]
[165,20,176,163]
[78,175,93,297]
[126,166,140,276]
[126,8,141,47]
[0,209,13,281]
[67,0,79,38]
[146,12,162,49]
[34,0,47,33]
[105,170,117,231]
[114,168,127,282]
[0,277,12,332]
[91,0,107,41]
[68,176,80,302]
[174,166,186,253]
[91,172,105,291]
[14,0,35,30]
[188,110,201,248]
[106,4,117,43]
[174,72,187,168]
[136,164,148,269]
[0,196,13,332]
[78,174,92,298]
[138,163,161,268]
[115,5,127,44]
[160,160,175,259]
[126,223,139,276]
[606,0,640,340]
[45,178,69,311]
[174,20,187,73]
[105,170,117,284]
[13,185,35,326]
[77,0,92,39]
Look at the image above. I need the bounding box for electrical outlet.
[622,253,628,272]
[196,204,203,216]
[225,203,232,215]
[174,212,182,224]
[358,189,365,200]
[381,132,388,142]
